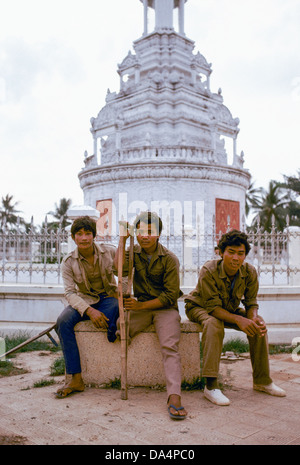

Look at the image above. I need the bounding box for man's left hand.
[250,316,267,337]
[86,307,109,329]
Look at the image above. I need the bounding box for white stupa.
[78,0,250,239]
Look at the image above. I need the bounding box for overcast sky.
[0,0,299,225]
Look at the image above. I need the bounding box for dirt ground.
[0,350,61,445]
[1,349,299,446]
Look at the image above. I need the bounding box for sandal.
[55,386,84,399]
[168,404,187,420]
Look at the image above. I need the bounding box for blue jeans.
[56,295,119,374]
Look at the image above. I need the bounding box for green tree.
[245,180,263,218]
[0,194,24,230]
[282,170,300,195]
[250,181,289,231]
[47,198,72,230]
[281,170,300,226]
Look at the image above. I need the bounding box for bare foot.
[55,373,85,398]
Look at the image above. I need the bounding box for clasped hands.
[237,315,267,338]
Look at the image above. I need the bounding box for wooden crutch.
[124,228,134,353]
[0,324,58,360]
[117,222,134,400]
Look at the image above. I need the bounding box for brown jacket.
[119,242,182,309]
[61,243,117,316]
[184,259,259,320]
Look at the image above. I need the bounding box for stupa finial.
[140,0,187,36]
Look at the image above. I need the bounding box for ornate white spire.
[80,0,249,240]
[140,0,187,35]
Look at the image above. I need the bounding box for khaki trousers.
[188,308,272,385]
[127,308,182,398]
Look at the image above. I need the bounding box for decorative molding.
[79,161,250,190]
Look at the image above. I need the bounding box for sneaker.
[204,386,230,406]
[253,382,286,397]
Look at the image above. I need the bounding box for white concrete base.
[224,325,300,345]
[0,337,6,361]
[0,284,299,347]
[74,320,201,387]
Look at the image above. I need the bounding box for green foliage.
[47,197,72,230]
[0,360,15,376]
[0,194,23,231]
[0,360,27,377]
[2,332,60,355]
[269,344,294,354]
[33,378,56,388]
[181,377,205,391]
[247,171,300,230]
[103,377,121,389]
[50,356,65,376]
[222,338,249,354]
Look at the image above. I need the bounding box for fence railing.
[1,216,300,286]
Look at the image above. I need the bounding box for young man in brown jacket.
[185,229,286,406]
[55,216,119,398]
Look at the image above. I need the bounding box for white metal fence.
[1,216,300,286]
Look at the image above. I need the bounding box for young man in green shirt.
[114,211,187,420]
[185,229,286,406]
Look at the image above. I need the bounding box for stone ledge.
[74,320,201,387]
[74,320,202,333]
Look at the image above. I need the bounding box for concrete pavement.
[0,349,300,446]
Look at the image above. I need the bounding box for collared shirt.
[78,251,105,296]
[121,242,182,309]
[61,243,117,316]
[184,259,259,316]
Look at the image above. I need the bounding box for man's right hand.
[235,315,266,337]
[85,307,109,329]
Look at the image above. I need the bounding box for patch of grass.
[0,360,28,377]
[1,331,60,356]
[0,434,28,445]
[222,338,249,354]
[0,360,14,376]
[181,376,205,391]
[50,356,65,376]
[33,378,56,388]
[222,338,294,355]
[269,344,294,354]
[103,377,121,389]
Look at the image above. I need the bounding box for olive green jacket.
[184,259,259,320]
[118,242,182,310]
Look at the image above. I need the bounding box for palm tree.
[250,181,289,231]
[282,170,300,196]
[245,180,263,218]
[281,170,300,226]
[47,198,72,230]
[0,194,23,230]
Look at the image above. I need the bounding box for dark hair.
[134,211,163,235]
[218,229,251,256]
[71,216,97,238]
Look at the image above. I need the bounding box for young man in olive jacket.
[55,216,119,398]
[114,212,187,420]
[185,230,286,406]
